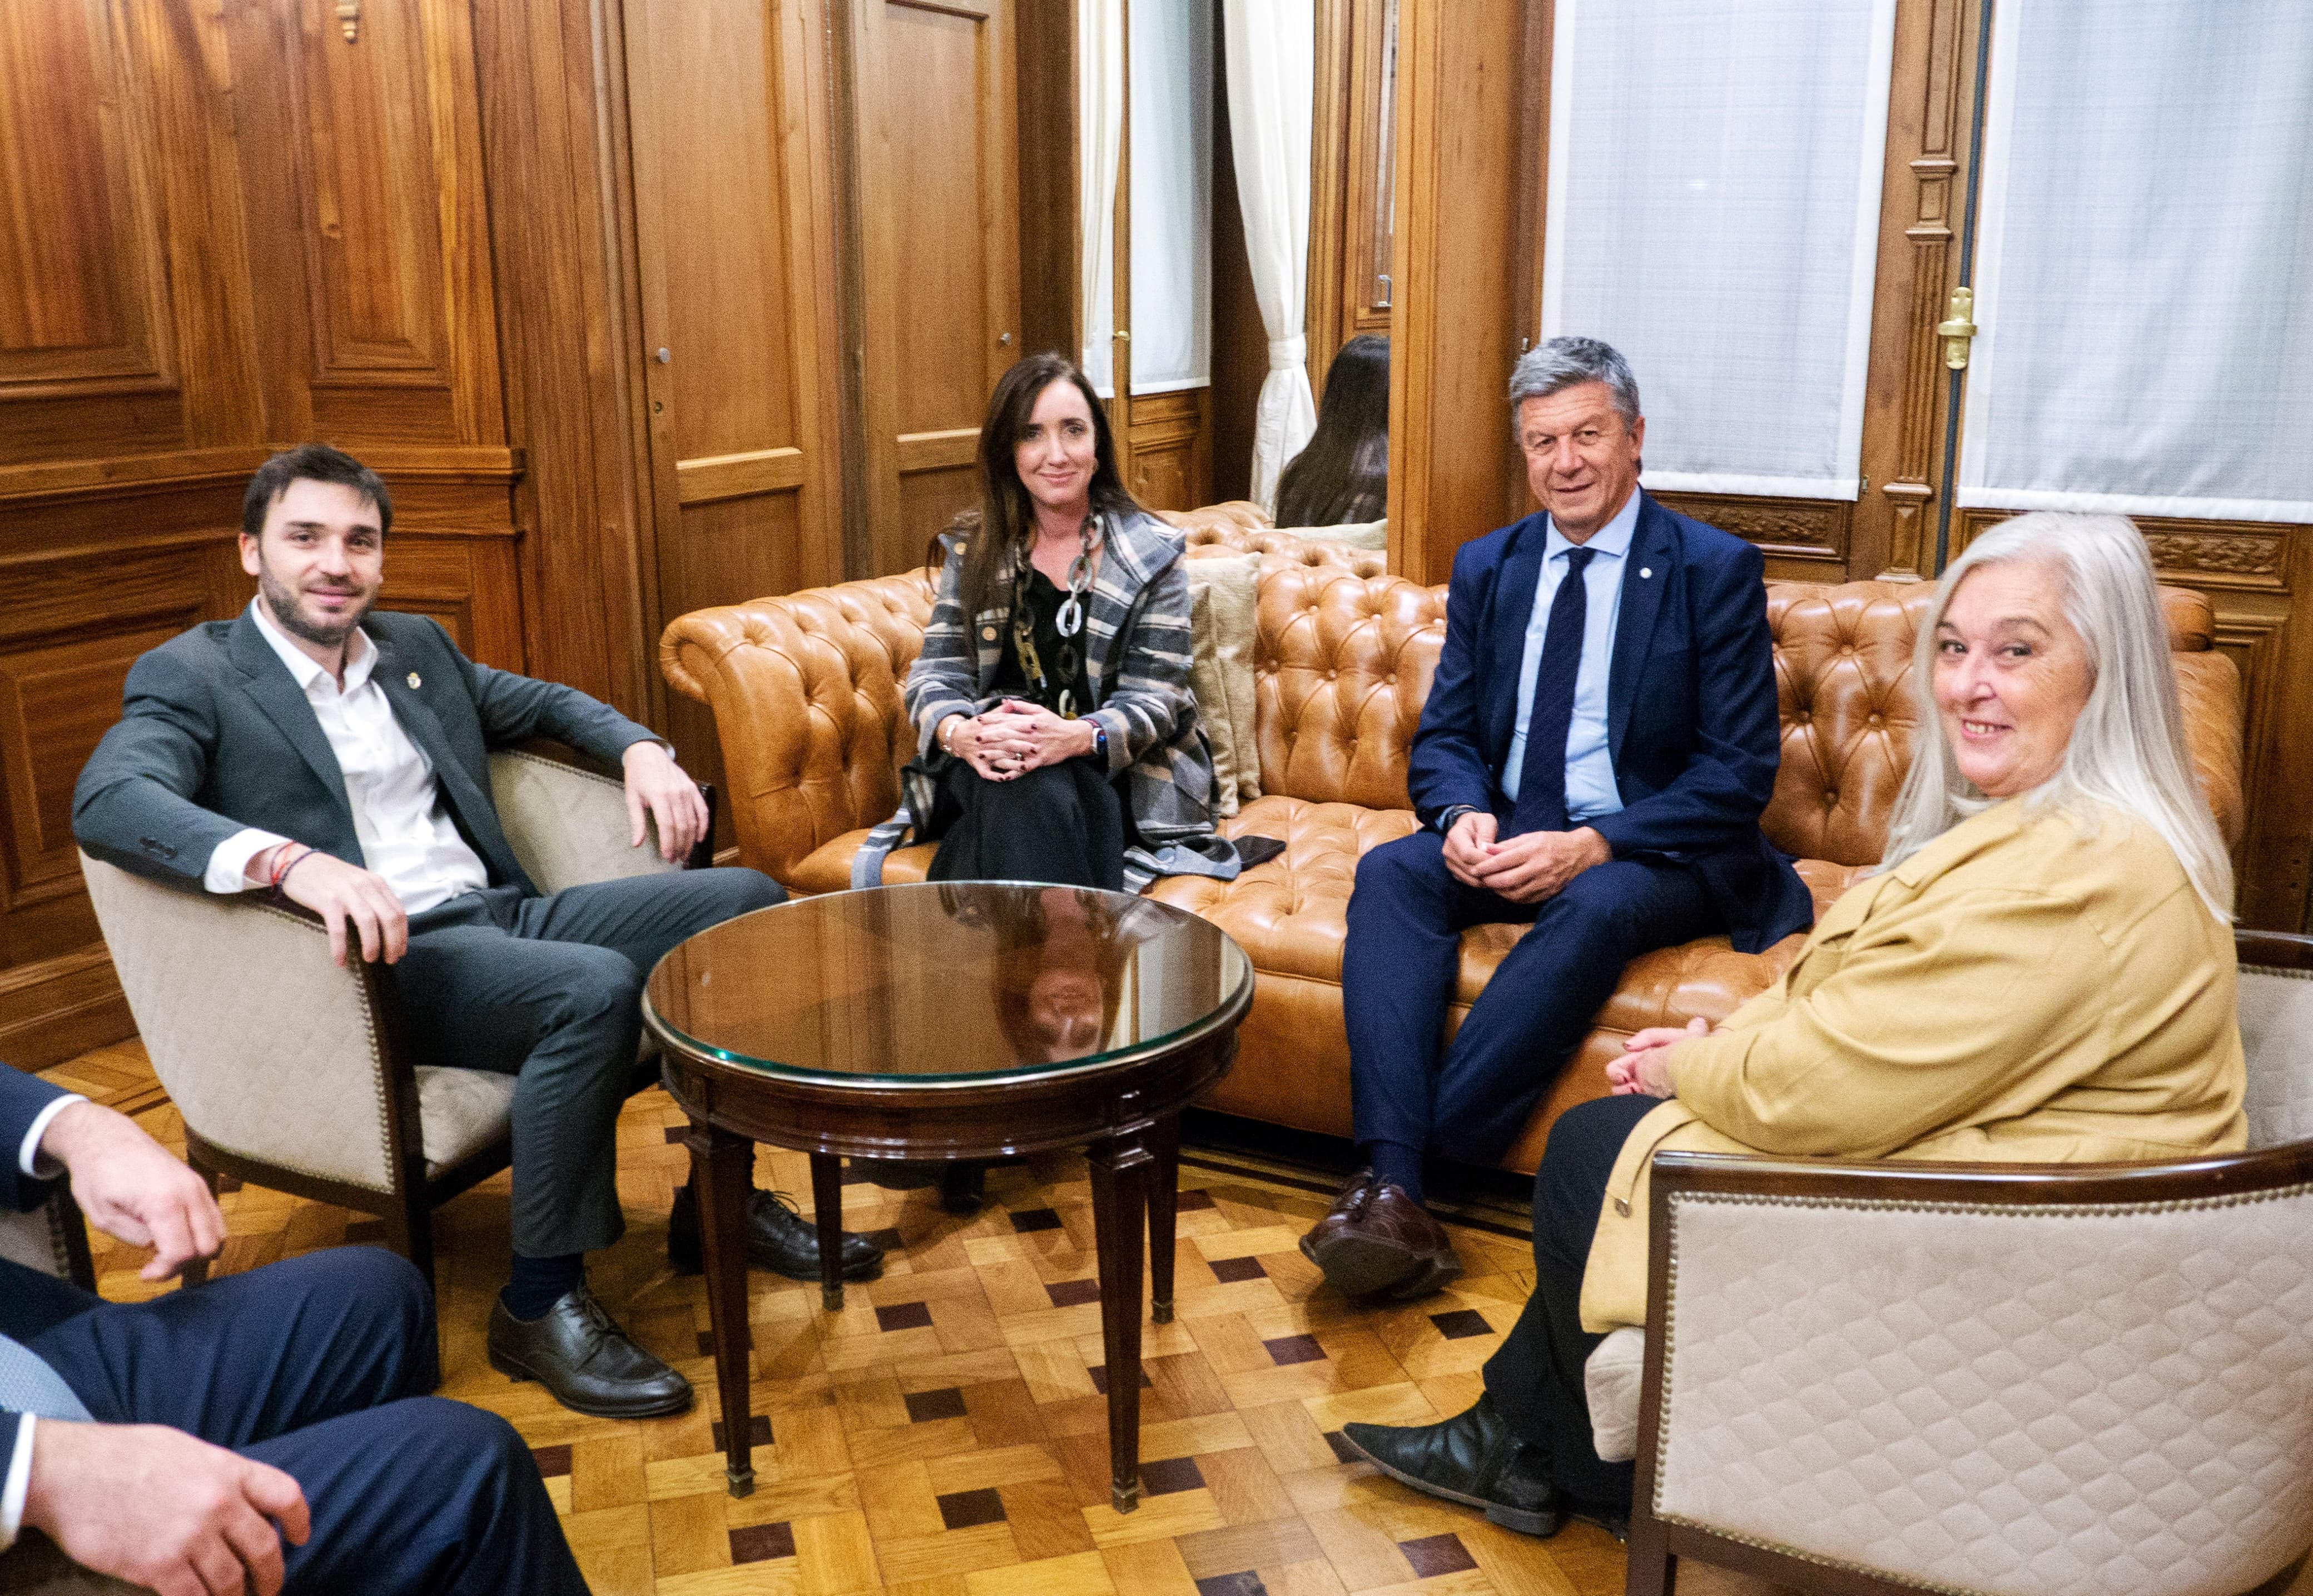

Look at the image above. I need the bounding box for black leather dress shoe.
[1340,1394,1562,1536]
[667,1182,885,1282]
[487,1285,692,1419]
[851,1159,987,1214]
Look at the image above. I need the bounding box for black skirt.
[926,758,1134,892]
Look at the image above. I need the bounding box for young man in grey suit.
[72,444,882,1419]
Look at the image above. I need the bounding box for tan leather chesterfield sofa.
[660,504,2244,1175]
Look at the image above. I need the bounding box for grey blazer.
[72,608,657,897]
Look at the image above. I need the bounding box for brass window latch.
[1937,287,1978,370]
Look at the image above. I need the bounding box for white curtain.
[1129,0,1212,396]
[1541,0,1897,500]
[1223,0,1316,512]
[1079,0,1124,397]
[1958,2,2313,523]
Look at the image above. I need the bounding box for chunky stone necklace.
[1009,512,1102,719]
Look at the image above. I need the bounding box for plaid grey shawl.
[882,508,1239,892]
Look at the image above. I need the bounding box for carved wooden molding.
[1957,508,2295,591]
[1654,493,1852,561]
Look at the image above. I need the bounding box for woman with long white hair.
[1341,511,2245,1541]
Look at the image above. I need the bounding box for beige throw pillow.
[1275,517,1387,551]
[1183,551,1263,816]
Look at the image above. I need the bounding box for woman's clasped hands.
[1605,1014,1710,1098]
[948,699,1099,782]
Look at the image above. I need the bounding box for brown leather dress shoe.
[1300,1170,1463,1299]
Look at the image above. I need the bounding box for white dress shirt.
[1501,488,1642,821]
[3,1092,87,1549]
[204,602,490,914]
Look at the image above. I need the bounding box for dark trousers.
[21,1248,587,1595]
[1341,830,1718,1163]
[387,866,785,1256]
[1482,1093,1658,1509]
[927,758,1127,891]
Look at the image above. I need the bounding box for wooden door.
[624,0,843,791]
[852,0,1021,576]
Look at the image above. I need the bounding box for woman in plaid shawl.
[892,354,1244,893]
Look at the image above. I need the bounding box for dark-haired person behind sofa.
[0,1061,587,1595]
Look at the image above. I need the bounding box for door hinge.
[1937,287,1978,370]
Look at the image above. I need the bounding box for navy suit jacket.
[2,1063,80,1460]
[72,609,657,897]
[1405,493,1812,953]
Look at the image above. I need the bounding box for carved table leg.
[810,1152,846,1312]
[684,1118,756,1497]
[1085,1133,1152,1513]
[1145,1111,1181,1324]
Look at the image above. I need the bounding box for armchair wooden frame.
[1624,927,2313,1596]
[81,745,712,1292]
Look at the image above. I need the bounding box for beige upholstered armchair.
[77,748,700,1289]
[1596,928,2313,1596]
[0,1194,139,1595]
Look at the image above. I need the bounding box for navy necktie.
[1508,545,1596,838]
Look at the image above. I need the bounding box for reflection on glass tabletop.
[643,882,1253,1083]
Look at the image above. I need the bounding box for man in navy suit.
[0,1060,587,1594]
[1301,338,1811,1299]
[72,445,882,1419]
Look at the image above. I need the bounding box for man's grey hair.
[1507,336,1641,433]
[1878,510,2233,922]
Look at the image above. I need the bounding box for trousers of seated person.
[927,758,1129,891]
[20,1247,587,1595]
[1480,1094,1658,1509]
[1341,830,1718,1165]
[384,866,785,1259]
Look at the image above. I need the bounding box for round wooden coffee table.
[643,881,1254,1511]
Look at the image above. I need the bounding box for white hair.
[1879,511,2233,922]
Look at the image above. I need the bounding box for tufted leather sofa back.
[662,570,937,883]
[662,505,2241,883]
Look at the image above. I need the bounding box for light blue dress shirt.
[1500,489,1642,821]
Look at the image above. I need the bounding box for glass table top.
[643,882,1253,1085]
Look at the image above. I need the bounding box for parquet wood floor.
[50,1041,2309,1596]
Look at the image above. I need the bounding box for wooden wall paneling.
[1014,0,1078,365]
[1341,0,1394,345]
[227,0,507,449]
[854,0,1021,577]
[1384,0,1523,584]
[1850,0,1983,583]
[469,0,653,717]
[1306,0,1354,404]
[1123,388,1209,513]
[1208,3,1265,506]
[624,0,844,803]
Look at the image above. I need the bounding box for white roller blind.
[1128,0,1211,395]
[1957,1,2313,524]
[1541,0,1897,501]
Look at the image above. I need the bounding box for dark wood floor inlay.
[936,1486,1007,1530]
[1008,1207,1065,1233]
[1045,1277,1103,1307]
[1208,1255,1265,1282]
[1401,1532,1479,1577]
[1263,1333,1326,1366]
[904,1386,969,1423]
[709,1414,773,1450]
[875,1300,934,1332]
[1194,1573,1267,1596]
[1141,1456,1207,1496]
[1429,1308,1495,1340]
[530,1444,572,1478]
[729,1522,797,1563]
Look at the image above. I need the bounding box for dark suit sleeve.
[433,620,662,767]
[71,647,245,888]
[0,1063,70,1214]
[1405,540,1502,831]
[1588,538,1782,858]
